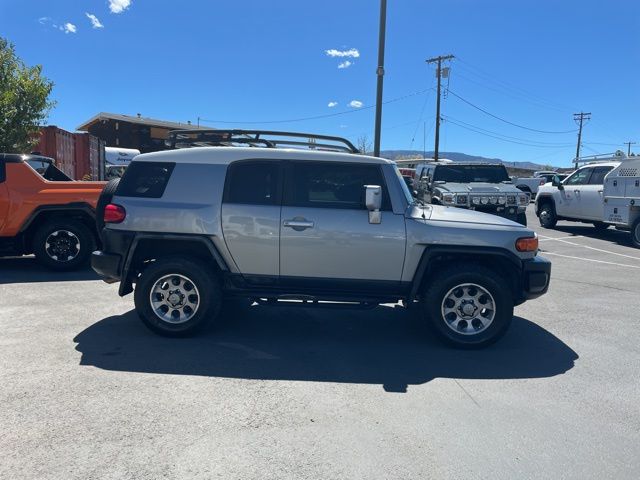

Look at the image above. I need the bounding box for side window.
[116,161,175,198]
[286,162,390,210]
[587,166,614,185]
[223,161,280,205]
[564,168,592,186]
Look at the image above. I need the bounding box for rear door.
[578,166,614,220]
[279,161,406,290]
[556,167,592,218]
[221,160,282,284]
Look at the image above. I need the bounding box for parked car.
[415,161,529,225]
[0,153,106,269]
[535,160,620,231]
[513,174,549,198]
[91,129,550,348]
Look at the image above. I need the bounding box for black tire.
[593,222,609,232]
[32,219,95,271]
[95,178,120,237]
[134,256,222,337]
[631,218,640,249]
[421,264,514,348]
[516,212,527,226]
[538,202,557,228]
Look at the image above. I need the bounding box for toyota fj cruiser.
[92,130,551,348]
[415,161,529,225]
[0,153,105,269]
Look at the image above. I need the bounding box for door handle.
[283,219,314,230]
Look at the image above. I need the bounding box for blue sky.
[1,0,638,166]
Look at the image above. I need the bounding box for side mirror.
[364,185,382,224]
[552,175,563,189]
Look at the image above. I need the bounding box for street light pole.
[373,0,387,157]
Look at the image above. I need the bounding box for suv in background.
[0,153,105,270]
[92,130,550,348]
[535,161,620,230]
[415,161,529,225]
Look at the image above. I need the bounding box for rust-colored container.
[37,126,75,178]
[36,126,105,180]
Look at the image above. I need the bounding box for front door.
[556,167,592,218]
[279,161,406,291]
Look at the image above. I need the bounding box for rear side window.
[223,161,281,205]
[587,166,614,185]
[285,162,390,210]
[116,161,175,198]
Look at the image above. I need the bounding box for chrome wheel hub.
[150,274,200,324]
[45,230,80,262]
[441,283,496,336]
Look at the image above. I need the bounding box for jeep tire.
[421,264,514,348]
[538,203,557,228]
[631,218,640,249]
[134,256,222,337]
[32,219,95,271]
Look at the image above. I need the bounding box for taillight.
[515,236,538,252]
[104,203,126,223]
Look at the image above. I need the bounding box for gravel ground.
[1,209,638,479]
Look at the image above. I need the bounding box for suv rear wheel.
[32,219,94,270]
[421,264,513,348]
[134,256,222,336]
[538,202,557,228]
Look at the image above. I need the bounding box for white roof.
[133,147,394,165]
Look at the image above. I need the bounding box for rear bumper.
[91,251,121,283]
[519,255,551,301]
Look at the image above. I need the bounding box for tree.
[0,37,55,152]
[356,134,372,154]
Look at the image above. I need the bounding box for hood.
[437,182,521,193]
[408,204,524,228]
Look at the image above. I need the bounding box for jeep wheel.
[32,220,94,271]
[631,218,640,249]
[538,203,557,228]
[593,222,609,232]
[134,256,222,337]
[421,264,514,348]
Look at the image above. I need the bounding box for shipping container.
[35,126,105,180]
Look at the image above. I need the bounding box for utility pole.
[624,141,636,156]
[373,0,387,157]
[573,112,591,165]
[426,54,454,161]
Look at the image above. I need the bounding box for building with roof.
[77,112,205,153]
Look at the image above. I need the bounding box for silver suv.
[92,130,551,348]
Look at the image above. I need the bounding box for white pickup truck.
[513,171,565,199]
[534,157,640,247]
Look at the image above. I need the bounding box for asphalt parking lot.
[1,208,638,479]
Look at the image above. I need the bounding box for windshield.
[433,164,510,183]
[393,166,414,204]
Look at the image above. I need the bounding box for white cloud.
[327,101,338,108]
[109,0,132,14]
[348,100,363,108]
[38,17,51,25]
[325,48,360,58]
[63,23,77,34]
[337,60,352,69]
[86,13,104,29]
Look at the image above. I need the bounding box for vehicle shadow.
[552,223,632,247]
[0,257,99,284]
[74,304,578,392]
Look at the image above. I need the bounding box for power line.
[447,89,578,134]
[198,87,434,125]
[443,115,575,146]
[444,116,576,148]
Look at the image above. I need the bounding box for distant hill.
[380,150,550,171]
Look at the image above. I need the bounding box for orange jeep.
[0,153,106,270]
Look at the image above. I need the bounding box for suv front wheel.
[134,256,222,336]
[421,264,514,348]
[538,202,557,228]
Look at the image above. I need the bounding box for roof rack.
[165,129,359,154]
[573,151,627,166]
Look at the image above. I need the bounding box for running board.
[253,295,380,310]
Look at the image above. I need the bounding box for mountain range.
[379,150,551,171]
